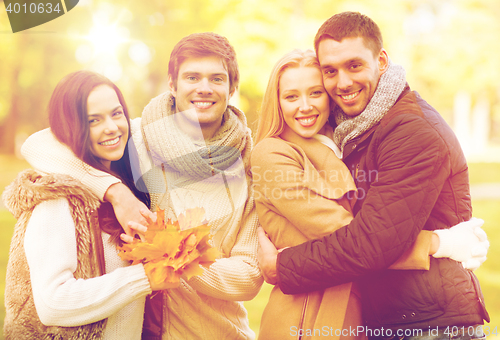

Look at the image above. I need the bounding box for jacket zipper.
[297,294,309,340]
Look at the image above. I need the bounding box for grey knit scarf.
[332,59,407,158]
[140,92,253,187]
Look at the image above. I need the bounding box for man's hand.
[104,182,155,236]
[432,217,489,271]
[257,227,279,285]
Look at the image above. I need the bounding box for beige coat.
[251,134,431,340]
[2,170,106,340]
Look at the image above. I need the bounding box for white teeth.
[193,101,213,108]
[341,92,358,100]
[297,116,316,124]
[99,137,119,146]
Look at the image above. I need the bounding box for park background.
[1,0,499,337]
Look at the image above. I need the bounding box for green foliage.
[0,155,30,191]
[244,283,273,337]
[1,0,499,152]
[0,211,15,339]
[471,199,500,327]
[468,163,500,184]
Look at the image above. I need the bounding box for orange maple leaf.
[182,260,205,280]
[198,247,221,268]
[117,208,221,292]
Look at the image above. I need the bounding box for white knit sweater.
[25,198,152,340]
[22,121,263,340]
[20,129,121,201]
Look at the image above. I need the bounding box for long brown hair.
[48,70,150,244]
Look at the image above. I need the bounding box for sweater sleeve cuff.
[80,173,121,202]
[388,230,431,270]
[127,263,152,296]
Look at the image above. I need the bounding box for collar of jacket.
[342,85,411,160]
[342,127,376,160]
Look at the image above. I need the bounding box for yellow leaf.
[129,242,165,262]
[195,233,213,253]
[155,209,166,230]
[153,229,183,257]
[177,207,206,230]
[183,260,205,280]
[174,249,200,270]
[117,251,140,264]
[144,260,168,284]
[199,247,221,268]
[163,267,181,289]
[117,208,220,293]
[184,233,197,249]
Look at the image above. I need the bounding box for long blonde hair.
[255,49,321,144]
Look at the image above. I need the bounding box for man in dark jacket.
[258,11,489,338]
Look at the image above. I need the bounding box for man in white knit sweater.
[22,32,263,340]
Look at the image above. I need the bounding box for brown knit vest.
[2,170,107,339]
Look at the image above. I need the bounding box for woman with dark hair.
[46,70,149,244]
[3,70,165,340]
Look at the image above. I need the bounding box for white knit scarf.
[332,59,407,157]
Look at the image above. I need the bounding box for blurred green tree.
[0,0,499,154]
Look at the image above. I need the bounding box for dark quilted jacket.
[276,87,489,331]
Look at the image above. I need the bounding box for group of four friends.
[3,11,490,340]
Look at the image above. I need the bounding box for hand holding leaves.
[118,208,220,291]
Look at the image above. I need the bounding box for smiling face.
[87,84,129,170]
[169,56,234,140]
[318,36,388,117]
[279,66,330,139]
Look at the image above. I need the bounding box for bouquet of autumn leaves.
[118,207,220,291]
